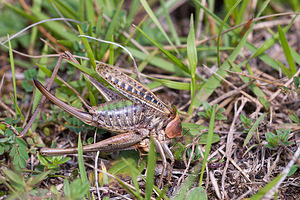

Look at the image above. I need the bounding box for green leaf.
[278,24,296,76]
[148,77,190,90]
[243,113,267,147]
[18,147,29,160]
[134,25,189,74]
[187,14,197,103]
[8,35,24,121]
[199,105,217,185]
[51,0,77,19]
[77,133,90,198]
[4,169,25,187]
[182,123,207,136]
[98,0,124,59]
[37,152,49,166]
[16,137,27,148]
[63,179,71,197]
[140,0,178,54]
[145,138,156,200]
[24,68,38,80]
[250,174,283,200]
[28,171,51,187]
[287,165,298,176]
[78,26,96,69]
[85,0,95,28]
[22,81,33,92]
[186,187,207,200]
[198,133,220,144]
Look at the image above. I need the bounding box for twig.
[221,98,248,199]
[224,69,286,87]
[264,146,300,198]
[18,54,64,137]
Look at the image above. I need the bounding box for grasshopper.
[34,52,182,186]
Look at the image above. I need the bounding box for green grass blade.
[134,25,189,74]
[145,138,156,200]
[187,15,197,100]
[277,60,292,78]
[199,105,216,185]
[51,0,77,19]
[277,24,297,77]
[291,48,300,66]
[4,2,37,21]
[250,174,283,200]
[159,0,181,46]
[172,164,201,199]
[147,77,190,90]
[109,36,114,65]
[86,0,95,28]
[192,1,272,108]
[8,35,25,121]
[140,0,178,54]
[78,0,84,22]
[98,0,124,59]
[229,60,270,109]
[66,60,96,77]
[250,16,296,60]
[243,113,267,147]
[78,26,96,69]
[31,10,78,41]
[217,0,242,67]
[236,0,250,25]
[126,47,182,74]
[77,133,91,199]
[127,0,139,25]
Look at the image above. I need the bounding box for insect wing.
[96,63,171,115]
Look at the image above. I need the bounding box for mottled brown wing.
[96,63,172,115]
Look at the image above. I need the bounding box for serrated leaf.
[16,137,27,148]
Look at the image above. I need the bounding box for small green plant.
[288,112,299,123]
[37,153,71,170]
[240,114,253,133]
[0,118,29,169]
[2,169,51,199]
[22,68,38,92]
[62,178,90,200]
[198,102,227,120]
[265,129,293,149]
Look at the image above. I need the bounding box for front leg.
[40,129,149,156]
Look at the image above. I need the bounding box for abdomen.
[91,100,147,132]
